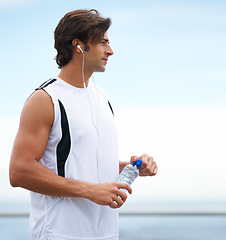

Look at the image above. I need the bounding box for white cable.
[81,52,98,132]
[80,52,102,239]
[81,51,86,88]
[92,76,103,240]
[91,75,101,182]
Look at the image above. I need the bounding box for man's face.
[84,32,114,74]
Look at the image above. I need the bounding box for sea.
[0,199,225,240]
[0,215,226,240]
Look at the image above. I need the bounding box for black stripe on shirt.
[56,100,71,177]
[35,78,57,90]
[108,101,114,116]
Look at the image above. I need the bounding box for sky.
[0,0,226,212]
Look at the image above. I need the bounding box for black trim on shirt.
[56,100,71,177]
[108,101,114,116]
[35,78,57,90]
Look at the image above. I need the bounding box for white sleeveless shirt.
[30,77,119,240]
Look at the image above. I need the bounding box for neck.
[58,57,92,88]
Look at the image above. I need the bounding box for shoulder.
[26,89,53,110]
[21,89,54,128]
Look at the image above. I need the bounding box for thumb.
[130,156,139,164]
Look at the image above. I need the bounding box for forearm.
[9,157,133,208]
[9,157,92,199]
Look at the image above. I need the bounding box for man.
[9,9,158,240]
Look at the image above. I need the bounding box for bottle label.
[116,168,139,186]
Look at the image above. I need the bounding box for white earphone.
[77,45,83,54]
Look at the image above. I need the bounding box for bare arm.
[9,90,131,208]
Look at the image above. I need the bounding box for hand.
[130,154,158,176]
[87,182,132,209]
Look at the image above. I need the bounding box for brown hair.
[54,9,111,68]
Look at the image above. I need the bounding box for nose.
[106,45,114,56]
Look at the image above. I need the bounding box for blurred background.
[0,0,226,239]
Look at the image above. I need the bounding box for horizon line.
[1,211,226,217]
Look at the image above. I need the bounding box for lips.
[102,58,108,63]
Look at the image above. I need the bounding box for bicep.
[11,90,54,164]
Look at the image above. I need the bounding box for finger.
[148,162,158,176]
[154,165,158,175]
[117,183,132,194]
[110,196,124,208]
[141,153,149,160]
[150,160,156,173]
[147,156,154,165]
[146,156,154,168]
[139,154,150,170]
[130,155,139,164]
[142,166,152,176]
[117,190,128,202]
[109,201,119,209]
[139,160,156,176]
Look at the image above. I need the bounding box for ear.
[72,39,78,46]
[72,39,81,53]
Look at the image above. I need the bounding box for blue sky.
[0,0,226,209]
[0,0,226,117]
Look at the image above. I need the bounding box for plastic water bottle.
[115,159,142,193]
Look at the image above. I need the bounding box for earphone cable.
[81,51,102,240]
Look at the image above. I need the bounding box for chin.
[96,67,106,73]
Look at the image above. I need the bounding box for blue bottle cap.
[132,159,142,169]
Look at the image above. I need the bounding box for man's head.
[54,9,111,69]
